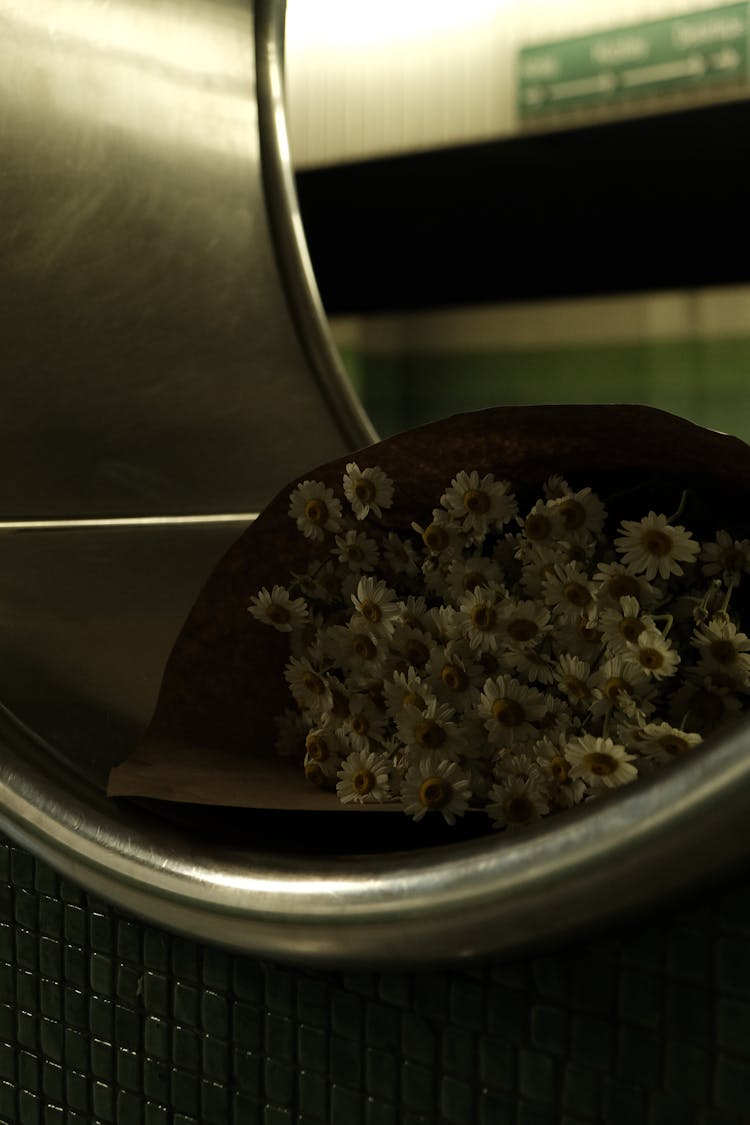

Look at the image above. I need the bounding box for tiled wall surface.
[2,832,750,1123]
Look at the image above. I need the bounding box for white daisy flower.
[564,734,638,790]
[669,674,743,732]
[383,668,434,719]
[388,624,434,673]
[248,584,309,633]
[554,654,593,707]
[622,720,702,764]
[342,462,394,520]
[411,509,462,555]
[336,749,392,804]
[446,554,505,602]
[701,530,750,587]
[397,595,432,632]
[381,532,421,578]
[478,675,547,748]
[274,709,308,759]
[518,499,561,548]
[322,624,385,681]
[543,474,571,500]
[554,616,604,663]
[401,754,472,825]
[457,586,503,653]
[623,628,680,681]
[288,479,343,541]
[592,560,661,611]
[551,486,607,539]
[350,576,401,638]
[487,774,550,830]
[397,698,465,760]
[305,724,348,766]
[427,642,483,710]
[499,646,556,686]
[334,529,380,572]
[284,656,334,715]
[543,562,596,624]
[499,599,552,649]
[343,693,388,752]
[600,595,654,653]
[304,754,339,788]
[589,654,654,720]
[440,470,517,540]
[692,616,750,679]
[426,605,462,644]
[615,511,699,581]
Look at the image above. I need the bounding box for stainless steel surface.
[3,0,750,966]
[0,0,374,518]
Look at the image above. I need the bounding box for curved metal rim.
[254,0,377,452]
[2,704,750,966]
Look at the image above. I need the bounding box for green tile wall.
[338,338,750,443]
[3,832,750,1123]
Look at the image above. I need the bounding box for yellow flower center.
[347,545,364,562]
[561,675,589,702]
[659,734,691,756]
[583,751,617,776]
[350,714,369,736]
[415,720,447,750]
[558,498,586,530]
[403,692,425,710]
[266,604,291,625]
[352,769,374,795]
[638,646,664,671]
[405,639,430,666]
[471,605,496,631]
[550,754,569,781]
[608,574,640,600]
[360,599,382,624]
[418,777,451,809]
[463,489,490,514]
[304,498,328,525]
[507,618,539,643]
[710,639,739,665]
[353,478,376,503]
[304,761,327,787]
[305,733,328,761]
[505,796,535,823]
[619,617,645,643]
[491,698,524,726]
[525,513,551,540]
[604,676,633,702]
[352,635,377,661]
[423,524,449,551]
[562,581,591,609]
[441,664,468,692]
[303,671,326,695]
[642,528,672,556]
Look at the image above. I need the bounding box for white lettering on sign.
[590,35,650,67]
[672,14,745,49]
[521,53,560,81]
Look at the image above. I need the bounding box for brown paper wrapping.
[108,404,750,809]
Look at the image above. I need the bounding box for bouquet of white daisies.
[250,454,750,831]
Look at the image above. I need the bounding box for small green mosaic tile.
[265,1057,296,1106]
[233,1000,262,1052]
[618,969,664,1030]
[364,1098,399,1125]
[14,890,38,931]
[518,1047,558,1105]
[439,1073,474,1124]
[561,1061,600,1120]
[265,964,295,1017]
[64,904,87,949]
[200,1077,230,1125]
[365,1001,399,1051]
[720,888,750,936]
[202,1031,230,1083]
[297,1023,328,1073]
[172,1024,200,1071]
[486,984,529,1042]
[92,1077,115,1121]
[616,1025,662,1088]
[667,928,711,984]
[516,1098,559,1125]
[448,977,485,1029]
[377,974,411,1011]
[717,995,750,1054]
[647,1088,697,1125]
[298,1068,328,1119]
[666,981,713,1048]
[400,1058,434,1112]
[477,1033,515,1092]
[531,1004,567,1056]
[201,989,229,1039]
[266,1012,294,1062]
[400,1010,434,1066]
[331,988,361,1038]
[233,1047,261,1095]
[665,1039,710,1103]
[600,1080,647,1125]
[16,927,38,971]
[330,1083,364,1125]
[329,1032,361,1085]
[716,938,750,999]
[296,975,328,1026]
[714,1055,750,1111]
[365,1045,398,1094]
[478,1089,515,1125]
[441,1025,475,1077]
[570,1013,613,1072]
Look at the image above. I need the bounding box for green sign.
[518,2,749,117]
